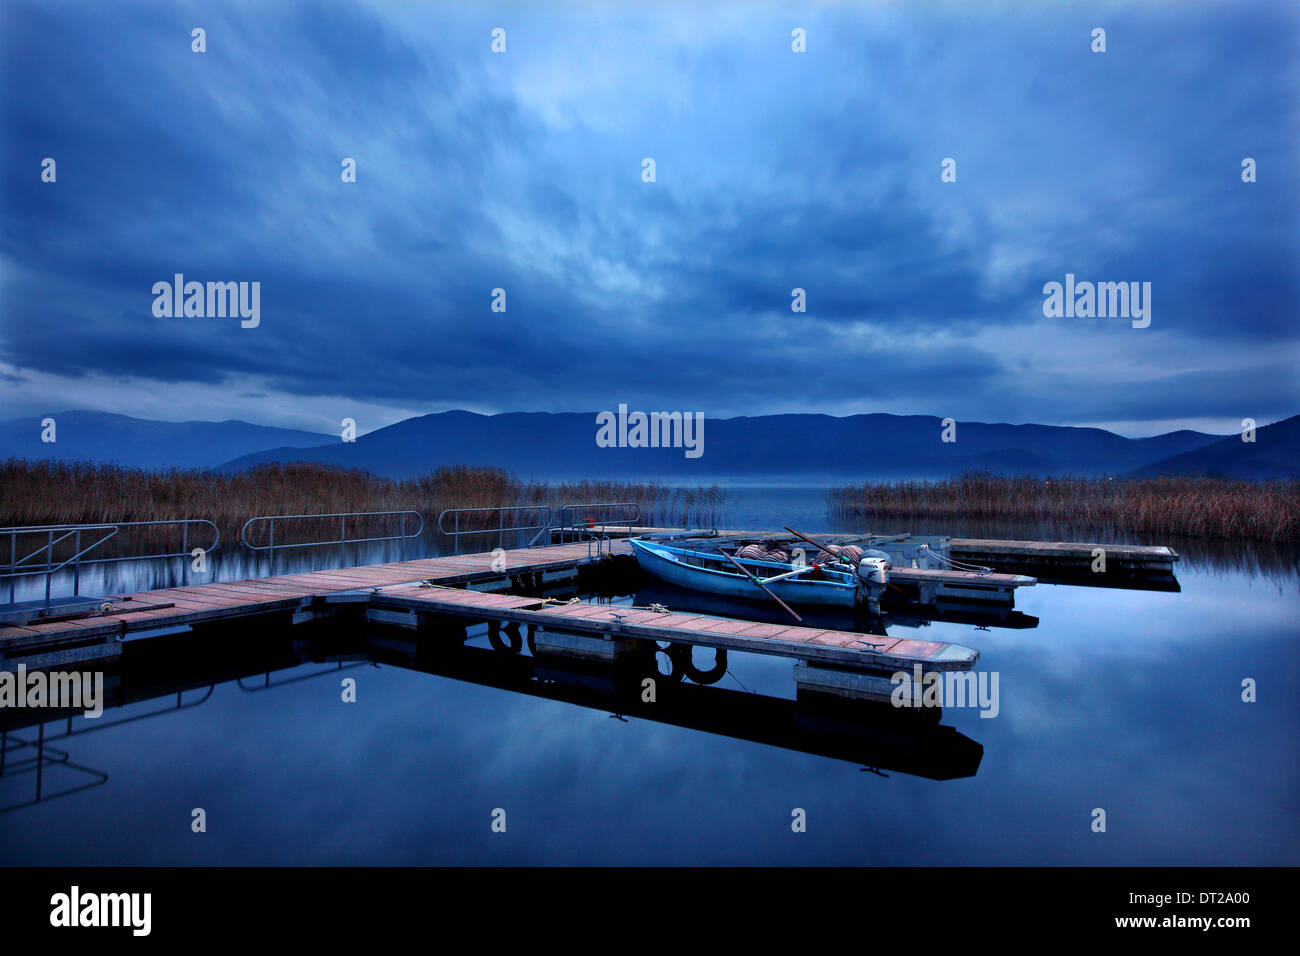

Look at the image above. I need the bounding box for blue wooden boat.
[629,537,889,610]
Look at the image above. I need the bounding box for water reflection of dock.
[371,631,983,781]
[0,618,984,811]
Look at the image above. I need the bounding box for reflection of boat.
[629,536,891,610]
[632,580,1039,633]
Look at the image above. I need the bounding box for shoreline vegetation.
[2,462,1296,553]
[828,473,1300,543]
[0,460,730,551]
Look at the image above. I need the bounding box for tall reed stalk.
[826,472,1300,542]
[0,459,729,546]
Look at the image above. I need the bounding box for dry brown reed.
[827,472,1300,542]
[0,459,729,547]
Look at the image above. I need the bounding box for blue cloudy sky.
[1,0,1297,437]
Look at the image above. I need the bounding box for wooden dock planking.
[890,567,1035,587]
[950,538,1178,561]
[372,583,978,671]
[1,536,987,673]
[0,541,624,662]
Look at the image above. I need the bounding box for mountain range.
[0,410,331,470]
[3,409,1294,480]
[1127,415,1299,480]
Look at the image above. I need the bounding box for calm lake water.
[2,487,1297,865]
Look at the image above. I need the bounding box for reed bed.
[518,479,728,529]
[0,459,729,553]
[827,473,1300,543]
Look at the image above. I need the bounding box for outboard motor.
[855,549,891,612]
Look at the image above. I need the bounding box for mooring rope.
[918,544,993,574]
[540,596,671,613]
[725,669,755,693]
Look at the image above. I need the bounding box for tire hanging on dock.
[488,621,524,654]
[652,643,687,683]
[681,646,727,685]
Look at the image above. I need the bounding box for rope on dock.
[918,544,993,575]
[540,596,671,613]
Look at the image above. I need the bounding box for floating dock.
[0,522,1181,678]
[552,527,1179,577]
[370,583,977,671]
[0,539,978,676]
[0,541,612,669]
[949,537,1178,569]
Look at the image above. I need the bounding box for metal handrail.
[1,524,118,576]
[437,506,553,553]
[239,511,423,569]
[559,503,641,557]
[237,661,367,692]
[436,503,644,555]
[559,502,640,527]
[0,520,220,610]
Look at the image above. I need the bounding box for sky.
[1,0,1297,439]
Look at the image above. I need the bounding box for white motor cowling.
[857,556,889,586]
[855,548,892,584]
[855,549,891,612]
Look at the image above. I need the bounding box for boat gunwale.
[630,538,857,591]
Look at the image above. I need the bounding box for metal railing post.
[44,529,53,611]
[35,721,45,799]
[234,512,422,569]
[2,521,217,616]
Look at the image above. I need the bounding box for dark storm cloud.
[0,0,1296,429]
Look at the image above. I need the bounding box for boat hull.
[630,538,858,608]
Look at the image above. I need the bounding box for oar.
[722,550,802,623]
[784,526,856,567]
[867,532,911,545]
[758,563,820,586]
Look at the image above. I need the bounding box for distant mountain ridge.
[213,409,1255,480]
[1127,415,1300,479]
[0,410,333,470]
[7,408,1291,480]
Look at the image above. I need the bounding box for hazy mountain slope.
[1127,415,1300,479]
[217,410,1232,479]
[0,410,334,470]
